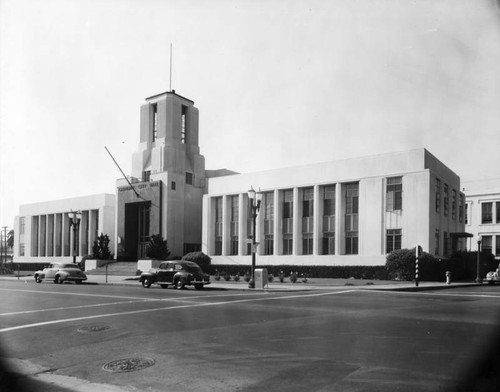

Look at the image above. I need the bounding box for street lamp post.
[68,211,82,264]
[476,236,482,283]
[248,186,263,289]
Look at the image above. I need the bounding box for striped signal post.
[415,245,422,287]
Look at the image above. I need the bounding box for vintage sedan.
[140,260,210,290]
[34,263,87,284]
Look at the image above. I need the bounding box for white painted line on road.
[363,289,500,299]
[0,290,356,333]
[0,287,154,301]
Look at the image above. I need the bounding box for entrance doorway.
[124,201,151,260]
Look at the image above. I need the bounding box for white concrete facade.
[463,178,500,257]
[14,194,115,263]
[202,149,466,266]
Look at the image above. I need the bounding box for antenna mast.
[169,43,173,92]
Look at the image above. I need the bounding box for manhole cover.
[77,325,112,333]
[103,358,155,373]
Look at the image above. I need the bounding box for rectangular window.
[283,190,293,219]
[459,194,464,223]
[345,183,359,254]
[345,232,358,255]
[185,172,193,185]
[435,229,440,256]
[451,190,457,220]
[323,185,335,216]
[386,229,402,253]
[443,232,448,256]
[229,196,239,256]
[152,103,158,142]
[496,236,500,256]
[465,203,469,225]
[282,190,293,235]
[19,217,25,234]
[435,179,441,213]
[482,235,492,254]
[283,235,293,255]
[214,197,223,256]
[264,235,274,255]
[386,177,402,211]
[181,105,188,144]
[302,187,313,235]
[143,170,151,182]
[322,232,335,255]
[263,192,274,255]
[443,184,449,216]
[482,202,493,224]
[171,181,176,190]
[302,188,314,218]
[497,202,500,224]
[302,234,313,255]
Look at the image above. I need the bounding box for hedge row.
[386,249,499,282]
[205,264,389,280]
[0,262,48,273]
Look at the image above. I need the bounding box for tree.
[7,230,14,249]
[92,233,113,260]
[182,251,211,270]
[146,234,170,260]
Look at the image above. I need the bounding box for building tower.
[116,91,206,260]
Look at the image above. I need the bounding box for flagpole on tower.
[169,43,173,92]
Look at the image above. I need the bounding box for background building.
[463,178,500,257]
[13,194,115,263]
[202,148,466,266]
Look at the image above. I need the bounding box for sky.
[1,0,500,230]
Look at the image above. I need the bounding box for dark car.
[139,261,210,290]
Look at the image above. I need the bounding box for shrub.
[92,233,113,260]
[182,251,211,270]
[233,274,240,282]
[146,234,170,260]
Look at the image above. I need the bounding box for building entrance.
[124,201,151,260]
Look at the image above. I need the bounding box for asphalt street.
[1,280,500,392]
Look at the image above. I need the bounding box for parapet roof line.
[145,90,194,104]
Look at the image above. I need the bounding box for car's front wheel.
[175,279,185,290]
[54,275,63,284]
[142,278,152,288]
[34,275,42,283]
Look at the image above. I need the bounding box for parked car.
[484,263,500,284]
[34,263,87,284]
[140,261,210,290]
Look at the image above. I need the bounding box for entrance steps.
[85,261,138,276]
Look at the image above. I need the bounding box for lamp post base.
[475,277,483,284]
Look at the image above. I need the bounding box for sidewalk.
[0,273,481,292]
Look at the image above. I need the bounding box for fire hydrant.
[445,271,451,285]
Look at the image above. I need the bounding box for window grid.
[386,177,402,211]
[386,229,402,253]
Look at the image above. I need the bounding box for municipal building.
[14,90,471,267]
